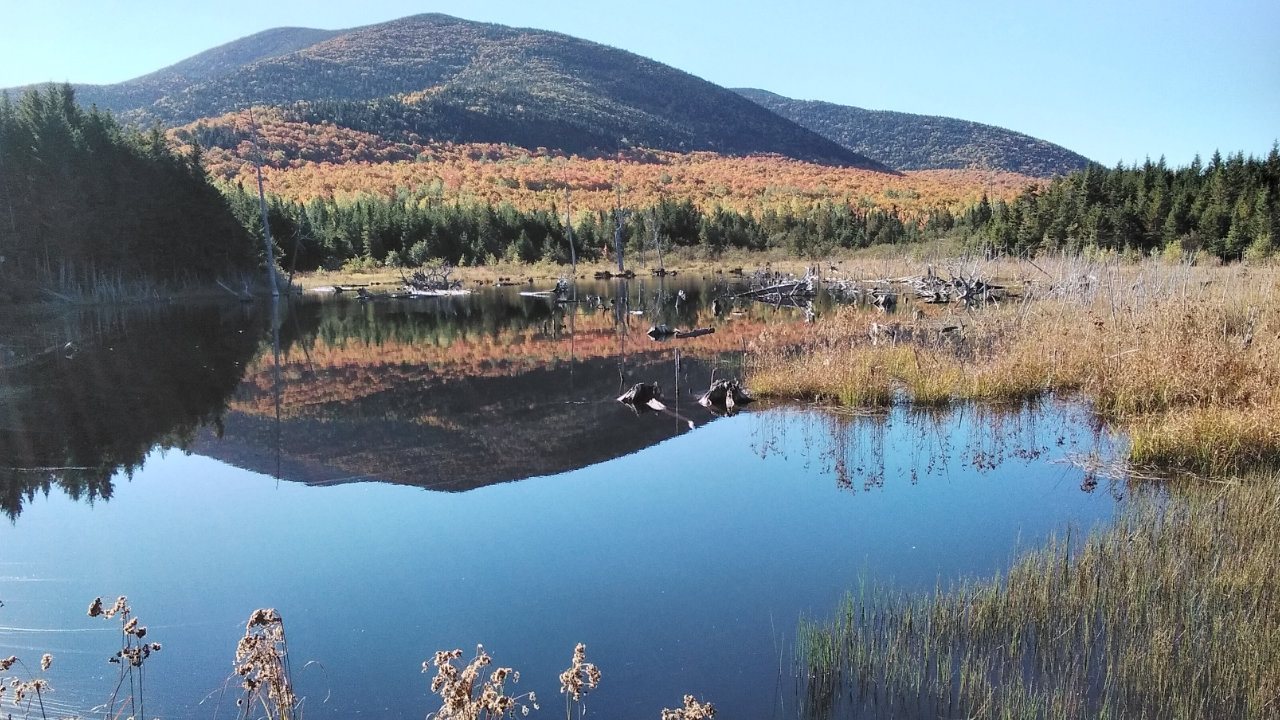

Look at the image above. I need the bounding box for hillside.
[54,14,886,170]
[736,88,1091,177]
[175,108,1032,217]
[72,27,342,113]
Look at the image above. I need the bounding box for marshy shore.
[753,254,1280,718]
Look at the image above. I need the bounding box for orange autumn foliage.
[172,110,1034,219]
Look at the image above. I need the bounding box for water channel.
[0,277,1125,719]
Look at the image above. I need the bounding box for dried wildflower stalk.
[660,695,717,720]
[559,643,601,720]
[423,645,538,720]
[235,608,298,720]
[88,595,161,720]
[0,653,53,718]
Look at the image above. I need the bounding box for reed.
[88,595,163,720]
[235,608,298,720]
[795,475,1280,719]
[749,255,1280,477]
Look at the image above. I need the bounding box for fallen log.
[647,324,676,340]
[674,327,715,339]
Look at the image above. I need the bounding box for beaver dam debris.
[404,264,470,296]
[732,265,1010,310]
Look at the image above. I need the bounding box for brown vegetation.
[749,255,1280,477]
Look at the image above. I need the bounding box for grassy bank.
[796,474,1280,719]
[749,255,1280,477]
[769,255,1280,717]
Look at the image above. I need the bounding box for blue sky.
[2,0,1275,169]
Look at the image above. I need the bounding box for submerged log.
[648,325,716,341]
[674,327,715,339]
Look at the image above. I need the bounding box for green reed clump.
[796,477,1280,719]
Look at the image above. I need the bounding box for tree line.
[229,150,1280,272]
[222,181,944,272]
[3,85,1276,295]
[0,84,261,293]
[977,150,1280,260]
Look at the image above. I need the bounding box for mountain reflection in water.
[0,277,811,513]
[0,280,1123,720]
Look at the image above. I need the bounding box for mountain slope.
[58,15,889,170]
[72,27,342,114]
[736,88,1090,177]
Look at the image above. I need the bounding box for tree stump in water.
[618,382,663,407]
[698,379,754,415]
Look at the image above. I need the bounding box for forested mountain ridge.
[71,27,342,113]
[736,88,1091,177]
[33,14,886,170]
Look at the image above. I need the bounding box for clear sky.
[1,0,1275,168]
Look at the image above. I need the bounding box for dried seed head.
[87,597,103,618]
[40,654,52,671]
[105,596,128,619]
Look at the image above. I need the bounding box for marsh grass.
[87,595,162,720]
[234,608,298,720]
[795,476,1280,719]
[558,643,600,720]
[0,652,54,720]
[750,255,1280,477]
[5,258,284,305]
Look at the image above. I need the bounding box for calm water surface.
[0,280,1124,719]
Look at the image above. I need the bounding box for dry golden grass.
[749,254,1280,477]
[799,473,1280,719]
[291,248,828,291]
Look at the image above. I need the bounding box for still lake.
[0,277,1124,719]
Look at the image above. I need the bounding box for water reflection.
[751,403,1123,498]
[0,304,266,519]
[0,277,804,515]
[197,280,782,491]
[0,283,1126,720]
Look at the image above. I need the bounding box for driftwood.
[736,280,814,302]
[647,325,716,341]
[594,269,636,279]
[647,324,676,340]
[674,327,715,339]
[698,378,753,415]
[909,265,1006,305]
[405,263,462,293]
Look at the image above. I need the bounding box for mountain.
[72,27,342,112]
[735,88,1091,177]
[51,14,888,170]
